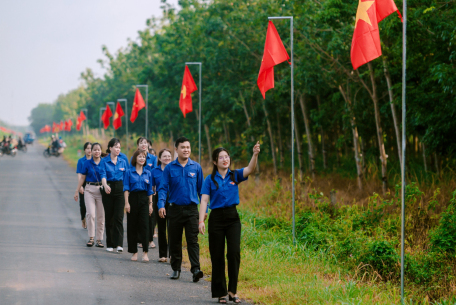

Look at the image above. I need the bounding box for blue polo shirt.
[76,156,89,174]
[157,158,203,209]
[119,152,129,167]
[201,168,248,210]
[130,152,157,171]
[123,168,153,196]
[80,158,103,183]
[151,166,164,191]
[99,156,128,182]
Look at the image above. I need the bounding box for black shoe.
[170,271,180,280]
[192,269,203,282]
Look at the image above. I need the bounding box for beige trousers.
[84,184,105,241]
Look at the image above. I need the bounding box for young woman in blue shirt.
[74,143,107,248]
[100,138,128,253]
[124,150,153,262]
[76,142,92,229]
[151,148,172,262]
[198,142,260,304]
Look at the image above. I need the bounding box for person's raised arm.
[198,194,210,235]
[243,141,261,178]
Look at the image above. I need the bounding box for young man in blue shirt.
[158,136,206,282]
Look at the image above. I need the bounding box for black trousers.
[127,191,149,253]
[79,193,86,221]
[168,204,200,273]
[208,206,242,298]
[101,181,124,248]
[153,194,169,258]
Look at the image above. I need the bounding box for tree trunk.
[434,153,440,177]
[383,57,402,167]
[339,85,363,191]
[366,62,388,194]
[223,120,230,143]
[294,110,304,181]
[316,94,327,170]
[240,91,260,182]
[299,94,316,179]
[422,142,428,173]
[276,112,284,168]
[262,100,277,176]
[360,137,366,177]
[204,124,212,160]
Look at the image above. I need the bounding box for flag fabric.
[131,88,146,123]
[113,103,125,130]
[179,65,197,118]
[52,122,58,133]
[40,125,51,133]
[76,119,82,131]
[102,105,113,129]
[60,121,64,131]
[350,0,402,70]
[79,110,87,122]
[257,21,290,99]
[65,119,73,131]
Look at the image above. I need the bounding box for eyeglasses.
[218,155,230,161]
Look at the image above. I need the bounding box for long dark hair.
[91,142,108,158]
[211,147,238,190]
[157,148,172,167]
[106,138,121,154]
[83,142,92,150]
[131,150,147,167]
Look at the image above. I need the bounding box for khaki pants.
[84,184,105,241]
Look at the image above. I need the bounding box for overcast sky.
[0,0,178,126]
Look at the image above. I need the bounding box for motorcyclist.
[17,137,24,149]
[50,135,60,153]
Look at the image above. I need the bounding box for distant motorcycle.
[18,144,27,153]
[43,145,62,158]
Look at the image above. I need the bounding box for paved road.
[0,144,217,305]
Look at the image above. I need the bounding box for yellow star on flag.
[355,0,375,27]
[114,113,119,120]
[181,85,187,98]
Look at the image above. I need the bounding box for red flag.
[131,88,146,123]
[257,21,290,99]
[52,122,58,133]
[76,119,82,131]
[113,103,125,130]
[60,121,64,131]
[351,0,402,70]
[179,65,198,118]
[102,105,113,129]
[79,110,87,122]
[66,119,73,131]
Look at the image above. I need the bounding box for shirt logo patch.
[120,168,125,171]
[189,173,195,177]
[148,163,152,167]
[230,182,236,185]
[145,179,149,183]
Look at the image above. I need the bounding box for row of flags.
[40,120,73,133]
[100,88,143,130]
[0,126,22,136]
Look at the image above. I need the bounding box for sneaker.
[106,247,114,252]
[117,246,123,253]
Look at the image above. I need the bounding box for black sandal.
[95,240,104,248]
[87,238,94,247]
[229,295,241,303]
[218,296,228,303]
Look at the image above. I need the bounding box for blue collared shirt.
[151,166,164,191]
[130,152,157,171]
[99,156,128,182]
[123,168,153,196]
[80,158,103,183]
[201,168,248,210]
[157,158,203,209]
[119,152,129,167]
[76,156,89,174]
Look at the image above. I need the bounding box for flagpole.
[107,102,115,138]
[136,85,148,138]
[185,62,202,164]
[117,99,129,160]
[99,107,106,136]
[401,0,407,302]
[268,16,295,245]
[81,108,88,138]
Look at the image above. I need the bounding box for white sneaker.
[106,247,114,252]
[117,246,123,253]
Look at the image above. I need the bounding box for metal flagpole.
[268,16,295,244]
[107,102,115,137]
[135,85,148,138]
[185,62,202,164]
[117,99,128,160]
[99,107,106,135]
[81,108,88,138]
[401,0,407,302]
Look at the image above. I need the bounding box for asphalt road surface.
[0,144,220,305]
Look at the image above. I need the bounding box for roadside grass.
[50,134,456,304]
